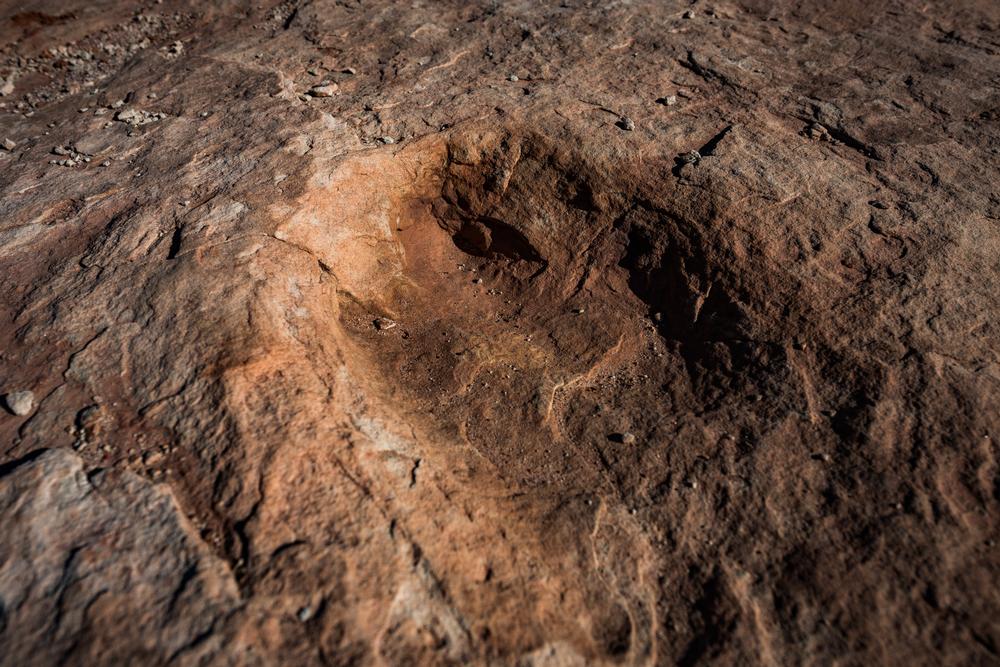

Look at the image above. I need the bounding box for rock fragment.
[617,116,636,131]
[115,108,167,126]
[308,83,339,97]
[144,450,165,466]
[3,390,35,416]
[74,131,114,156]
[679,149,701,164]
[374,317,397,331]
[807,122,832,141]
[73,404,107,450]
[1,137,15,151]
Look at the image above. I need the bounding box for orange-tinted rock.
[0,1,998,664]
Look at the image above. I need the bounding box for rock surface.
[2,389,33,415]
[0,1,998,665]
[0,449,248,665]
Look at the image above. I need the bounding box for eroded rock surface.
[0,449,248,665]
[0,1,998,665]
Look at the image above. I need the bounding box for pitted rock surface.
[0,1,998,665]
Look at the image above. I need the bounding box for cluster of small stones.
[48,144,92,168]
[0,9,195,116]
[71,404,106,451]
[114,107,168,127]
[162,40,184,59]
[0,0,697,163]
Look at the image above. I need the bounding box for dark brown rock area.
[1,1,998,665]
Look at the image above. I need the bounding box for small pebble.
[508,74,519,82]
[308,83,338,97]
[1,137,15,151]
[380,136,395,144]
[144,451,165,466]
[3,390,35,416]
[618,116,636,131]
[619,432,637,445]
[657,95,678,106]
[807,123,831,141]
[679,149,701,164]
[683,10,696,19]
[374,317,397,331]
